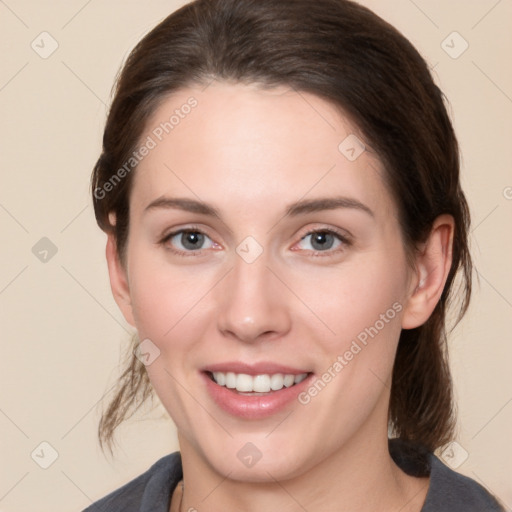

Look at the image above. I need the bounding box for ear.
[105,231,136,328]
[401,214,454,330]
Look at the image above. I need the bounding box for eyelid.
[294,223,353,244]
[160,224,211,242]
[159,224,219,256]
[291,226,352,256]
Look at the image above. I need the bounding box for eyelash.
[295,228,352,257]
[159,225,352,258]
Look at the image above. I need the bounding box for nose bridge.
[216,245,290,342]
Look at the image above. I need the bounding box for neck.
[176,414,429,512]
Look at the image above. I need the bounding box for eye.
[161,228,216,255]
[295,229,350,255]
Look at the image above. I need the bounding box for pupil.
[182,231,204,250]
[311,232,334,251]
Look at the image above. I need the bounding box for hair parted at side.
[91,0,472,455]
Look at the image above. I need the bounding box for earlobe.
[105,233,136,328]
[401,215,454,330]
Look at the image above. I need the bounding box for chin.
[200,438,315,483]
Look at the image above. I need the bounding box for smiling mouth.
[206,371,311,395]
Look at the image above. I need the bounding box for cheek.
[289,249,409,355]
[293,256,407,437]
[127,249,215,351]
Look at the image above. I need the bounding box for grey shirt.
[83,439,504,511]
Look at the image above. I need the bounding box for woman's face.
[111,82,417,481]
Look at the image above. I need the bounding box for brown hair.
[91,0,472,455]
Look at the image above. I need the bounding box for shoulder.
[424,454,504,511]
[82,452,182,512]
[389,438,504,512]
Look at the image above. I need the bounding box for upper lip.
[203,361,311,376]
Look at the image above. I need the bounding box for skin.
[106,81,454,512]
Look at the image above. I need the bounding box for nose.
[216,250,292,344]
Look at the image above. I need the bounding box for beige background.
[0,1,511,510]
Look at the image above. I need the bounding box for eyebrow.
[144,197,222,217]
[143,195,374,218]
[285,196,374,218]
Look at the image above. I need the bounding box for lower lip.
[201,372,314,419]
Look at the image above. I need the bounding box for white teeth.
[294,373,307,384]
[236,374,253,392]
[270,374,284,391]
[210,371,308,392]
[283,374,295,387]
[253,374,271,392]
[225,372,236,389]
[213,372,225,386]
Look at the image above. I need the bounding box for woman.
[85,0,504,510]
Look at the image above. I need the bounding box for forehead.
[131,81,393,218]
